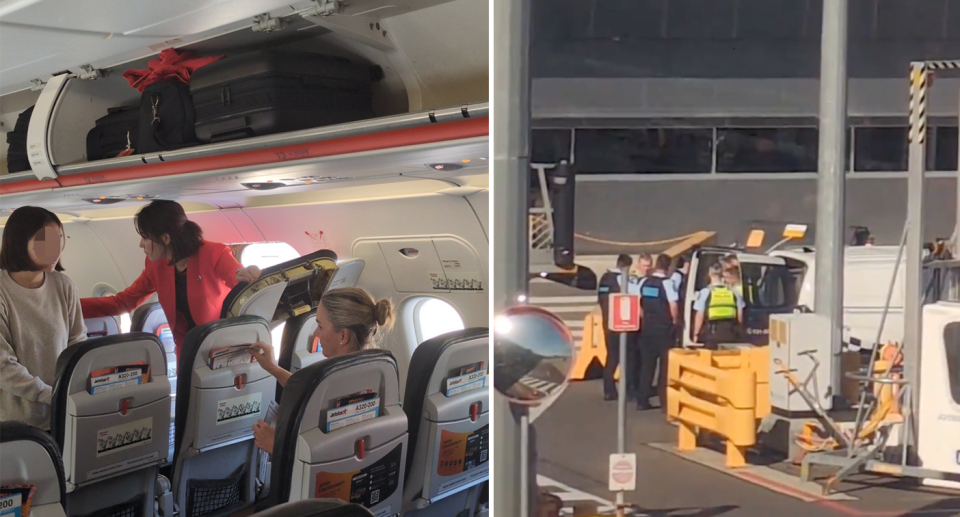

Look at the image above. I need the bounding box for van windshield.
[741,262,802,309]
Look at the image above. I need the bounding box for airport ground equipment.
[0,421,67,517]
[768,314,835,414]
[51,333,172,517]
[264,349,407,517]
[172,316,275,517]
[402,328,489,517]
[256,498,375,517]
[916,301,960,489]
[666,349,758,468]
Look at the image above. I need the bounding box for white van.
[683,245,912,349]
[770,246,906,348]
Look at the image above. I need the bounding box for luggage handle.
[205,116,254,143]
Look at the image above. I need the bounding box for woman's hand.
[250,341,278,373]
[236,265,262,284]
[252,419,275,455]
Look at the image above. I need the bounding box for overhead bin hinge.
[253,13,284,32]
[78,65,103,81]
[30,79,45,91]
[303,0,339,17]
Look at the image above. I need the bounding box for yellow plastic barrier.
[571,308,607,381]
[667,349,757,468]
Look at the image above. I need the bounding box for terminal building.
[529,0,960,252]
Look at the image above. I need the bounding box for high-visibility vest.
[707,286,737,321]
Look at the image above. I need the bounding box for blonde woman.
[249,287,394,453]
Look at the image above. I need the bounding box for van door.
[737,252,795,345]
[683,249,795,346]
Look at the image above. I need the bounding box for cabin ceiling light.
[426,163,464,171]
[85,197,125,205]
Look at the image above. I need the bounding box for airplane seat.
[263,349,407,516]
[84,316,121,338]
[49,333,171,517]
[220,249,339,323]
[131,301,178,467]
[0,421,67,517]
[400,328,489,517]
[172,316,275,517]
[276,312,323,401]
[255,499,374,517]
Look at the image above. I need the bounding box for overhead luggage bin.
[0,421,67,517]
[171,316,275,517]
[221,249,339,322]
[256,498,375,517]
[50,333,172,517]
[264,349,408,516]
[401,328,490,517]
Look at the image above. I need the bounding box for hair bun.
[375,298,394,328]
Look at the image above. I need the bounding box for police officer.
[635,254,679,410]
[692,263,745,350]
[598,254,633,401]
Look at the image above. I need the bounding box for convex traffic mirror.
[493,305,575,405]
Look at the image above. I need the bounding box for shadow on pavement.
[627,505,741,517]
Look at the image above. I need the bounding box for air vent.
[242,182,286,190]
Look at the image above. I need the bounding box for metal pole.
[904,61,927,459]
[493,0,531,514]
[814,0,849,404]
[616,267,629,517]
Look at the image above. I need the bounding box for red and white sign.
[608,294,640,332]
[609,453,637,491]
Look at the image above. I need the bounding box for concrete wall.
[571,175,958,254]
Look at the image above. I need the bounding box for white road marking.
[537,475,644,516]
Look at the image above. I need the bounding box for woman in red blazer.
[80,200,262,358]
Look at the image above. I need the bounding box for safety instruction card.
[326,393,380,432]
[445,361,487,397]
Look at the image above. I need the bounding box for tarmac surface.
[534,381,960,517]
[528,275,960,517]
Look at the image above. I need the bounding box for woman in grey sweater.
[0,206,86,430]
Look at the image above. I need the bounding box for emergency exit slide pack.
[0,485,35,517]
[325,390,380,432]
[88,362,151,395]
[444,361,487,397]
[208,343,257,370]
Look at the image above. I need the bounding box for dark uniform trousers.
[638,323,673,407]
[699,319,740,351]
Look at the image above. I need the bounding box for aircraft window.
[240,242,300,269]
[240,242,299,360]
[120,313,131,333]
[943,323,960,405]
[415,298,465,344]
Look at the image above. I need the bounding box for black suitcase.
[138,80,199,154]
[6,106,33,172]
[86,104,140,161]
[190,51,379,143]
